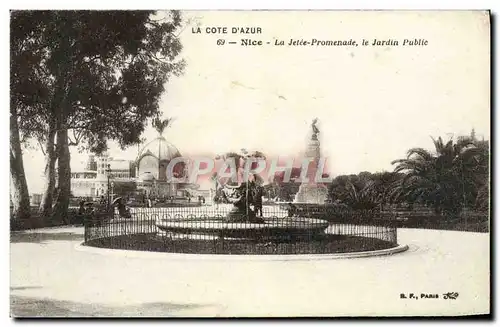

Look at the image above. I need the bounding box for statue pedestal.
[224,191,265,224]
[225,205,264,224]
[294,184,328,204]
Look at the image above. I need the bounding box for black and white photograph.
[9,9,490,317]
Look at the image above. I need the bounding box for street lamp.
[241,149,250,219]
[106,163,112,210]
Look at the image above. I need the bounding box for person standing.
[78,200,86,215]
[116,198,131,218]
[254,184,264,217]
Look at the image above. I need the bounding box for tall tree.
[10,114,31,220]
[10,12,53,220]
[11,10,186,222]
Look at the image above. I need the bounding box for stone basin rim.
[75,242,409,260]
[156,217,329,231]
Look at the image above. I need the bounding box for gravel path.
[10,226,489,317]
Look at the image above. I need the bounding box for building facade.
[70,136,197,199]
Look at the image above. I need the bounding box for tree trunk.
[52,127,71,224]
[46,59,71,224]
[38,120,57,217]
[10,113,31,220]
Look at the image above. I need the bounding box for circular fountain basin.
[156,217,329,240]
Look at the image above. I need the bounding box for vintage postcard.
[10,10,490,317]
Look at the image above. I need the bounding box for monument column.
[305,137,321,185]
[294,118,328,204]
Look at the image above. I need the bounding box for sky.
[20,10,490,193]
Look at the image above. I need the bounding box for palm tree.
[152,115,174,136]
[343,177,378,211]
[391,135,485,217]
[328,173,379,210]
[367,171,401,211]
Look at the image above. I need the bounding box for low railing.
[83,205,399,255]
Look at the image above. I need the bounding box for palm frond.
[152,116,174,136]
[406,147,433,161]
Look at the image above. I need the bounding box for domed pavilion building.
[70,117,200,202]
[135,135,196,198]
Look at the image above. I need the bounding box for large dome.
[136,136,184,181]
[137,136,181,162]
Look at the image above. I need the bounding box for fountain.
[156,149,329,241]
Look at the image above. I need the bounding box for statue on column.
[311,118,320,140]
